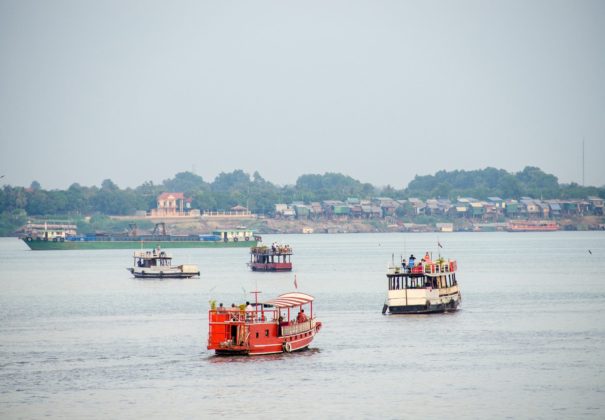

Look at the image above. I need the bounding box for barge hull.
[22,239,256,251]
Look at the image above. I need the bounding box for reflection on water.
[0,232,604,418]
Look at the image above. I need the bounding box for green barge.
[20,223,260,251]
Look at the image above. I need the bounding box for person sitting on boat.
[297,309,307,323]
[217,303,226,312]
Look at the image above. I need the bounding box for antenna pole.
[582,138,585,186]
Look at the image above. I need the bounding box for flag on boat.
[438,241,443,248]
[294,275,298,289]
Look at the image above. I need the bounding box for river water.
[1,232,604,419]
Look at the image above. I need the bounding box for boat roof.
[264,292,314,308]
[133,251,172,259]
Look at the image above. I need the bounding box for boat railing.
[281,319,315,336]
[423,261,457,274]
[250,246,292,255]
[208,311,316,333]
[389,260,457,275]
[133,250,172,259]
[209,310,279,324]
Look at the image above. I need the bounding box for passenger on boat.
[408,254,416,268]
[297,309,307,323]
[217,303,226,312]
[245,301,254,320]
[423,252,432,263]
[401,258,407,272]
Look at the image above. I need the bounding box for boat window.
[265,329,269,337]
[255,332,259,338]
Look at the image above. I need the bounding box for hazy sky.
[1,0,604,190]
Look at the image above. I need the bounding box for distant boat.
[248,243,293,272]
[506,220,559,232]
[382,254,462,314]
[127,247,200,279]
[19,222,261,250]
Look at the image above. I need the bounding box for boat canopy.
[264,292,314,308]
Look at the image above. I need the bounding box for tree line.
[1,167,603,235]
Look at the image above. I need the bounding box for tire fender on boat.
[284,341,292,353]
[245,236,250,241]
[234,237,238,242]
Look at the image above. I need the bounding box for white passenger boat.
[382,253,461,314]
[127,247,200,279]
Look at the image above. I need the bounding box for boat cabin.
[133,248,172,268]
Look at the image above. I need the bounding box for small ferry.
[506,220,559,232]
[248,243,293,271]
[207,291,321,355]
[127,247,200,278]
[382,253,461,314]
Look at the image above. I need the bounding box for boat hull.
[22,238,257,250]
[128,269,200,279]
[250,262,292,272]
[213,328,318,356]
[386,299,460,315]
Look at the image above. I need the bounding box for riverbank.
[130,215,605,236]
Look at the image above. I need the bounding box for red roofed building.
[151,192,186,216]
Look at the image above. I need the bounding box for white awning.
[264,292,315,308]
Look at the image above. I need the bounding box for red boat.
[506,220,559,232]
[207,292,321,355]
[248,244,293,271]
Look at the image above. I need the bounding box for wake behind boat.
[127,247,200,279]
[382,252,461,314]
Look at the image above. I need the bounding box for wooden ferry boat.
[207,292,321,355]
[506,220,559,232]
[248,243,293,271]
[127,247,200,278]
[382,253,461,314]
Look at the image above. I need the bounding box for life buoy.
[26,237,33,242]
[284,342,292,353]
